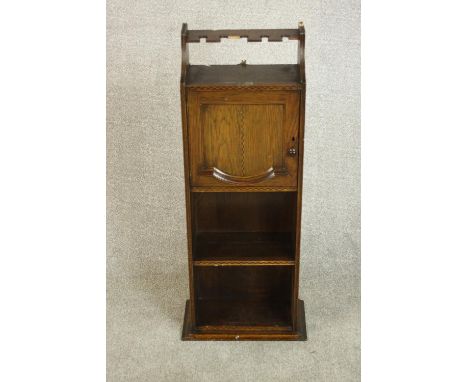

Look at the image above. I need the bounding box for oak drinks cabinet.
[180,23,307,340]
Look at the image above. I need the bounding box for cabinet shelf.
[193,232,295,266]
[194,259,294,267]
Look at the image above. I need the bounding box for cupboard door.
[188,90,300,188]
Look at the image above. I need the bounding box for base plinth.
[181,299,307,341]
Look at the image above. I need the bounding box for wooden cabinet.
[180,23,307,340]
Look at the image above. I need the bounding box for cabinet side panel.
[180,82,196,323]
[292,87,306,330]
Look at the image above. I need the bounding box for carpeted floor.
[107,1,360,380]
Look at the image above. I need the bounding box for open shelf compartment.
[194,266,293,329]
[193,232,294,266]
[191,192,297,266]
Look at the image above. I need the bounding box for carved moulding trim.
[190,186,297,193]
[193,259,295,266]
[186,84,302,91]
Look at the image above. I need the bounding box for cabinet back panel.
[195,266,292,302]
[192,192,296,233]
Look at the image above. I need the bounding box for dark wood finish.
[180,23,196,324]
[292,22,306,328]
[182,300,307,340]
[180,23,306,341]
[186,65,300,87]
[196,300,291,328]
[195,266,291,300]
[192,192,296,232]
[193,232,294,266]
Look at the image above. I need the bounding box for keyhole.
[292,137,295,142]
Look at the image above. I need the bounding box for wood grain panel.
[188,89,299,188]
[201,104,282,177]
[242,104,282,175]
[202,104,243,175]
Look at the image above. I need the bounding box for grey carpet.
[107,1,360,381]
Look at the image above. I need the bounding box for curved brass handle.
[211,167,275,184]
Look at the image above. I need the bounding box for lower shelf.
[182,299,307,341]
[196,299,291,328]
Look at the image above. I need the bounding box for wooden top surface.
[185,64,300,87]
